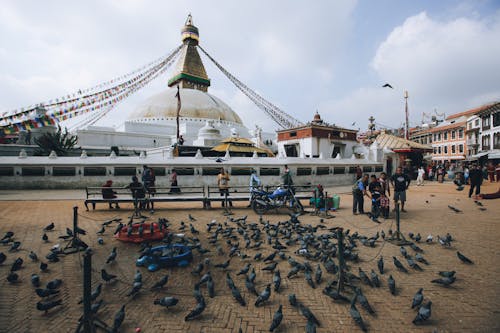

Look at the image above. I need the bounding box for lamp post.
[404,90,409,140]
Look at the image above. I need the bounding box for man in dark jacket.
[390,167,411,212]
[468,164,483,198]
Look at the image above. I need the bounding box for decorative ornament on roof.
[224,149,231,159]
[80,150,88,159]
[49,150,57,159]
[195,149,203,159]
[18,149,27,159]
[109,151,117,159]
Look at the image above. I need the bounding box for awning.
[471,152,489,159]
[489,152,500,159]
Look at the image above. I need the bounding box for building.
[476,102,500,162]
[465,114,481,160]
[276,112,358,159]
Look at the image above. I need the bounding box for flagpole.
[175,85,181,141]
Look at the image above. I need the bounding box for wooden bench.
[84,186,207,211]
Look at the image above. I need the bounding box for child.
[370,185,381,222]
[380,191,390,219]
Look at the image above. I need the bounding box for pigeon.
[305,270,315,289]
[188,214,197,222]
[406,257,423,271]
[31,274,41,287]
[237,263,251,276]
[199,271,212,284]
[154,296,179,308]
[36,288,60,298]
[411,288,424,309]
[358,268,373,287]
[134,270,142,283]
[214,259,231,270]
[426,234,433,243]
[412,301,432,325]
[269,305,283,332]
[230,285,246,306]
[113,223,124,236]
[46,279,62,290]
[29,251,38,262]
[415,253,429,265]
[78,283,102,304]
[207,277,215,298]
[264,251,278,262]
[438,271,456,278]
[185,298,206,321]
[350,297,367,332]
[382,83,393,89]
[287,266,301,279]
[43,222,55,231]
[393,256,408,273]
[377,256,384,274]
[150,275,169,290]
[127,281,142,296]
[42,233,49,242]
[191,263,204,275]
[193,283,203,303]
[288,293,298,307]
[249,268,256,282]
[7,271,19,283]
[101,269,117,283]
[431,276,456,286]
[323,286,350,302]
[36,299,62,314]
[388,275,396,295]
[11,257,23,271]
[315,264,322,285]
[273,270,281,292]
[112,305,126,332]
[457,251,473,264]
[306,319,317,333]
[448,205,462,213]
[370,270,380,288]
[9,241,21,252]
[0,252,6,265]
[255,284,271,307]
[226,272,236,290]
[356,288,375,314]
[299,303,321,327]
[40,262,48,272]
[262,262,278,272]
[400,246,408,258]
[245,275,258,296]
[96,226,105,235]
[415,233,422,242]
[106,247,117,264]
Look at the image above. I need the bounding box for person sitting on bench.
[101,180,120,209]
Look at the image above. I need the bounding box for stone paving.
[0,181,499,333]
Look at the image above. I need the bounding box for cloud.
[323,10,500,131]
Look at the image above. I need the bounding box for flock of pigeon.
[0,208,476,332]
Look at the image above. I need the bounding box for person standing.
[355,165,362,180]
[248,169,261,207]
[378,172,391,197]
[390,167,411,212]
[127,176,146,210]
[379,191,390,219]
[487,162,495,182]
[282,165,294,188]
[416,166,425,186]
[352,174,369,215]
[142,165,155,212]
[169,169,180,193]
[217,168,232,207]
[468,164,483,198]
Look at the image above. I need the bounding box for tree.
[34,125,77,156]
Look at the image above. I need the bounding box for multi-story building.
[476,102,500,161]
[430,109,475,163]
[465,114,481,159]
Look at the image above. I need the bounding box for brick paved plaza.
[0,181,499,333]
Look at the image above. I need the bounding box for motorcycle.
[251,186,304,215]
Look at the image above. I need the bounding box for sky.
[1,0,499,133]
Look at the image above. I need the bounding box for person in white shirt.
[417,166,425,186]
[248,169,261,207]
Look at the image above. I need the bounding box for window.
[494,112,500,127]
[284,144,298,157]
[468,123,472,130]
[84,167,106,176]
[444,132,448,140]
[348,166,357,174]
[331,146,341,158]
[474,119,479,127]
[451,145,456,154]
[438,133,442,141]
[316,167,330,175]
[363,166,372,172]
[0,167,14,176]
[459,144,464,153]
[451,131,456,139]
[260,168,280,176]
[22,167,45,176]
[289,131,297,137]
[438,146,442,154]
[333,167,345,174]
[53,167,76,176]
[433,134,437,141]
[444,146,448,154]
[296,168,312,176]
[231,168,252,176]
[375,166,384,172]
[202,168,220,176]
[482,135,490,150]
[482,116,491,130]
[114,167,137,176]
[433,147,437,154]
[458,129,464,139]
[494,133,500,149]
[176,168,195,176]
